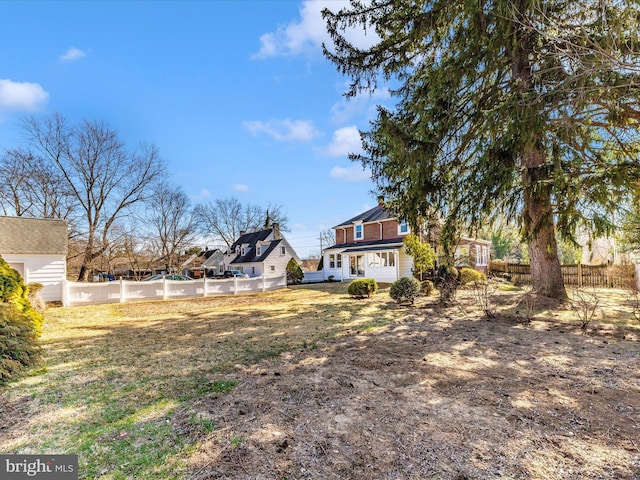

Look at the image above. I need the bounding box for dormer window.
[256,246,262,256]
[354,222,363,240]
[235,246,240,254]
[398,221,410,235]
[241,247,246,256]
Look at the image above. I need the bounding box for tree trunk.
[77,264,90,282]
[522,150,567,300]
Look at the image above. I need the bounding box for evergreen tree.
[323,0,640,299]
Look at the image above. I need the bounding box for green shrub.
[348,278,378,298]
[0,256,44,383]
[421,280,434,296]
[286,258,303,285]
[459,267,486,285]
[390,277,421,304]
[435,265,459,303]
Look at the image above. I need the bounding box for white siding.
[323,250,345,281]
[263,249,292,276]
[3,254,66,302]
[234,262,263,278]
[398,250,414,279]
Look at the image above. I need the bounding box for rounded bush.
[435,265,459,284]
[435,265,459,302]
[348,278,378,298]
[459,267,487,285]
[421,280,434,296]
[390,277,422,304]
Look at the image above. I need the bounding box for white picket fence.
[61,274,288,307]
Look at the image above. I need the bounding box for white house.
[222,223,301,278]
[0,216,68,302]
[321,199,491,283]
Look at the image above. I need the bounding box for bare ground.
[184,291,640,480]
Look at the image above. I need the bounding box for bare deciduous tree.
[21,113,166,281]
[0,149,76,220]
[147,183,196,272]
[194,197,288,249]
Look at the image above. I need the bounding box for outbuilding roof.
[0,216,68,255]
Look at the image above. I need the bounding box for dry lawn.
[1,282,639,479]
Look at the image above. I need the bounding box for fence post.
[61,278,68,307]
[263,274,266,292]
[163,277,168,300]
[577,263,582,288]
[233,276,238,294]
[120,279,125,303]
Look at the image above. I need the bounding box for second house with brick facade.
[321,199,491,283]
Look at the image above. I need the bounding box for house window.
[241,247,246,256]
[256,246,261,256]
[252,266,255,275]
[237,266,244,273]
[337,255,342,268]
[329,254,336,269]
[355,223,363,240]
[398,221,410,235]
[368,251,396,267]
[270,265,275,272]
[476,245,488,266]
[280,246,286,255]
[235,246,240,254]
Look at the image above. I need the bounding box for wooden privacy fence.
[61,274,288,307]
[489,261,636,289]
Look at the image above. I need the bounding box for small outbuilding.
[0,216,68,302]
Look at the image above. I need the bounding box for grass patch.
[2,283,637,479]
[496,284,522,292]
[0,283,387,479]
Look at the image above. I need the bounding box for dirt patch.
[184,297,640,479]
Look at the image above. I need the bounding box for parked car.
[216,270,249,278]
[142,274,193,282]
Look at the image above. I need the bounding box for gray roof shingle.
[0,216,68,255]
[334,205,394,228]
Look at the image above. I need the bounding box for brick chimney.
[272,223,281,240]
[377,195,385,207]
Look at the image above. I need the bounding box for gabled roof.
[334,205,395,228]
[0,216,68,256]
[230,238,282,264]
[229,228,274,253]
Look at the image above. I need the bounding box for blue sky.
[0,0,392,258]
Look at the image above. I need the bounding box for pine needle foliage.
[323,0,640,299]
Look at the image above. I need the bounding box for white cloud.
[329,165,371,183]
[243,118,320,142]
[253,0,378,59]
[190,188,211,201]
[0,79,49,113]
[59,47,87,62]
[330,86,391,123]
[324,126,363,157]
[232,184,249,192]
